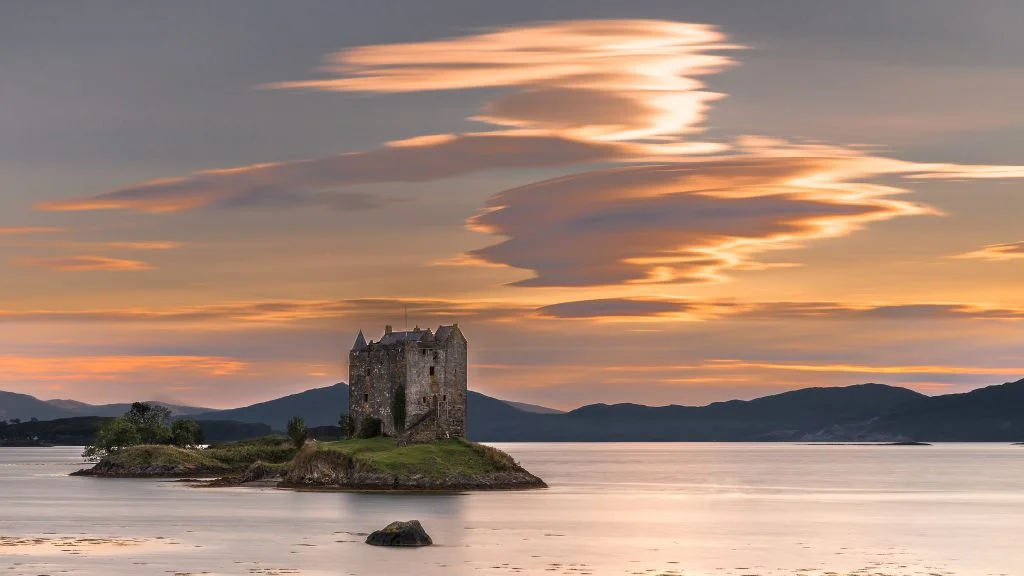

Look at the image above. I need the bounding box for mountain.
[861,378,1024,441]
[45,399,212,418]
[472,383,928,442]
[0,391,76,422]
[503,400,565,415]
[190,384,555,433]
[5,380,1024,441]
[192,384,349,431]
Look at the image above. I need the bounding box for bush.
[83,418,142,461]
[171,419,204,448]
[287,416,307,449]
[338,413,354,439]
[357,417,383,439]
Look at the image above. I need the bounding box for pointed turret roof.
[352,330,368,351]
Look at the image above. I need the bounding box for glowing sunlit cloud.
[467,154,936,287]
[0,298,530,325]
[37,134,631,213]
[954,241,1024,261]
[0,355,247,385]
[271,20,740,142]
[536,298,1024,322]
[15,256,154,272]
[704,359,1024,376]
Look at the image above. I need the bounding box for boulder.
[365,520,433,547]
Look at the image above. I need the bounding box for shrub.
[287,416,307,449]
[171,419,204,448]
[357,417,383,439]
[338,413,354,439]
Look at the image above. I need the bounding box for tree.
[29,417,38,423]
[171,419,204,448]
[338,413,354,439]
[124,402,172,444]
[358,416,382,439]
[10,418,21,425]
[287,416,307,449]
[83,418,142,461]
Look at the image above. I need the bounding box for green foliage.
[338,413,354,439]
[123,402,173,444]
[99,444,226,470]
[317,437,521,479]
[171,419,204,448]
[82,402,172,460]
[357,416,383,439]
[391,386,407,432]
[287,416,307,449]
[204,436,296,467]
[84,418,142,461]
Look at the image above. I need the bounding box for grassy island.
[74,435,546,491]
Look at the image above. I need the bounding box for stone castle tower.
[348,324,468,441]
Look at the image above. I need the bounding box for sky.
[2,0,1023,410]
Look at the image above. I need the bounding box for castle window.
[421,349,427,356]
[363,393,369,404]
[443,394,447,402]
[429,366,435,376]
[366,367,371,377]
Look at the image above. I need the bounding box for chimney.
[385,324,393,335]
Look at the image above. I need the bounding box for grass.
[94,435,521,482]
[98,436,297,473]
[103,445,227,470]
[205,435,296,467]
[316,437,518,479]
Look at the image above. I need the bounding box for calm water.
[0,443,1021,576]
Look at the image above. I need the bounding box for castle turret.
[352,330,368,351]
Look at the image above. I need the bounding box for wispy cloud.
[15,256,154,272]
[954,241,1024,261]
[0,354,247,384]
[0,227,63,235]
[36,134,632,213]
[271,20,739,142]
[536,298,1024,322]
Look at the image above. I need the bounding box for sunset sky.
[3,1,1023,409]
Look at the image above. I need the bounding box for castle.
[348,324,468,442]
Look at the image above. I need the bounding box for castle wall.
[444,333,468,437]
[404,344,447,430]
[349,344,407,437]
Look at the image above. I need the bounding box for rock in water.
[365,520,433,547]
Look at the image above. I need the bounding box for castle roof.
[435,325,454,341]
[352,330,368,351]
[378,328,432,346]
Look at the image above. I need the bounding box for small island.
[74,435,546,491]
[72,325,546,491]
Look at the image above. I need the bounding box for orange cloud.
[15,256,154,272]
[37,134,631,213]
[0,354,247,384]
[0,298,529,325]
[954,241,1024,261]
[0,227,63,235]
[272,20,739,142]
[535,298,1024,322]
[468,153,936,287]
